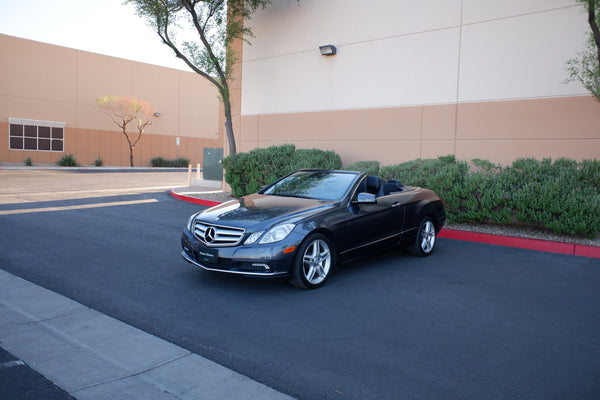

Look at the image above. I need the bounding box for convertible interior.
[357,176,410,197]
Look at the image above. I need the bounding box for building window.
[8,118,65,152]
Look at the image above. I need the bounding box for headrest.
[366,175,381,192]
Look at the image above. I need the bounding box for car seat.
[382,179,404,195]
[366,176,384,197]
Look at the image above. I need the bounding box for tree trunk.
[223,98,237,161]
[588,0,600,69]
[128,143,135,167]
[121,128,135,167]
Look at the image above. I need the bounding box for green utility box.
[203,147,223,181]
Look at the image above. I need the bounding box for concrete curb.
[171,191,600,259]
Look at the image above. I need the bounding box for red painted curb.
[170,189,222,208]
[574,245,600,259]
[171,191,600,259]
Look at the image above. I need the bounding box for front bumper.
[181,229,295,278]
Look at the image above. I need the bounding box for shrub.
[500,158,600,238]
[381,156,468,216]
[57,154,78,167]
[25,157,33,166]
[294,148,342,171]
[345,161,380,176]
[169,157,190,168]
[151,157,190,168]
[222,145,343,197]
[380,155,600,238]
[151,157,168,167]
[453,170,511,224]
[470,158,501,174]
[94,156,103,167]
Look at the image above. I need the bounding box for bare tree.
[96,95,156,167]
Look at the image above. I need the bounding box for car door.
[338,191,405,256]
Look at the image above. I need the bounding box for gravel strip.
[182,191,236,203]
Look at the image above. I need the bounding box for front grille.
[192,222,245,246]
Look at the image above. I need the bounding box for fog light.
[252,263,271,270]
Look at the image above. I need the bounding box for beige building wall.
[235,0,600,166]
[1,34,222,167]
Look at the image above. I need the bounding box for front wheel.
[409,216,437,257]
[290,233,334,289]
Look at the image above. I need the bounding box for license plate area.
[196,246,218,264]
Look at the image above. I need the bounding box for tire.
[409,216,437,257]
[290,233,334,289]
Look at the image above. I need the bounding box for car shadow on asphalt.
[183,243,445,293]
[187,267,294,292]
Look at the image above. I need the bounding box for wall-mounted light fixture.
[319,45,337,56]
[153,112,161,117]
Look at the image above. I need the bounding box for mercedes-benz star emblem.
[205,226,216,243]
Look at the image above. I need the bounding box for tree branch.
[155,1,224,91]
[183,0,228,86]
[133,120,153,147]
[202,1,220,32]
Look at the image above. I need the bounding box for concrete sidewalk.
[0,269,293,400]
[0,167,225,205]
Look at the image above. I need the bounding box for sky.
[0,0,190,70]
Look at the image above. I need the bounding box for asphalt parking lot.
[1,168,599,400]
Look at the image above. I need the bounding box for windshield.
[263,171,357,201]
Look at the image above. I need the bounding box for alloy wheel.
[302,239,331,285]
[420,220,436,254]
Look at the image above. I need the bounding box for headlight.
[259,224,295,244]
[244,231,264,245]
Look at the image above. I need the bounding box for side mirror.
[355,192,376,205]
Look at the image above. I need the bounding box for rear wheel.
[409,216,436,257]
[290,233,334,289]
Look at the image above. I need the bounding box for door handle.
[392,202,401,208]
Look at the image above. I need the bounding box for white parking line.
[0,360,26,370]
[0,199,159,215]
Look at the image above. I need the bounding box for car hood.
[195,194,337,230]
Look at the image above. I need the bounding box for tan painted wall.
[236,96,600,166]
[233,0,600,166]
[1,34,222,167]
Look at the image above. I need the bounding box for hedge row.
[223,148,599,238]
[373,156,599,239]
[222,144,342,197]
